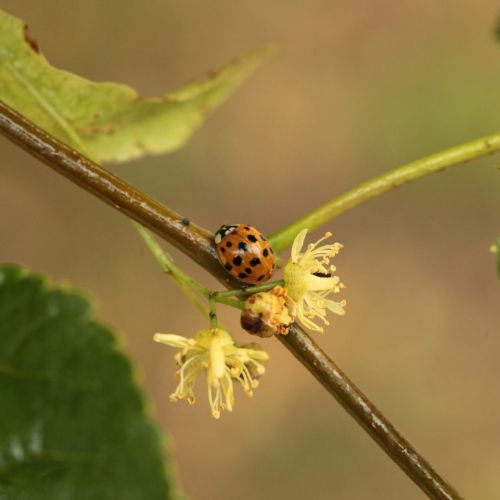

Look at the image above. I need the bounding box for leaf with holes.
[0,9,274,163]
[0,264,177,500]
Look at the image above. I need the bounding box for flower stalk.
[214,280,285,299]
[208,294,218,329]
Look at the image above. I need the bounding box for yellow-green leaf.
[0,9,273,163]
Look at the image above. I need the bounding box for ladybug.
[214,224,276,284]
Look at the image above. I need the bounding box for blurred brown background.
[1,1,500,499]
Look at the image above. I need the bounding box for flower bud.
[241,285,295,338]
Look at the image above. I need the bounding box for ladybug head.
[214,224,238,244]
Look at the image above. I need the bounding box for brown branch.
[0,100,463,500]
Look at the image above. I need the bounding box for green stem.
[269,132,500,253]
[208,294,218,329]
[215,297,246,309]
[215,280,285,299]
[133,222,210,315]
[135,222,247,312]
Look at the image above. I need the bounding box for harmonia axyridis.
[214,224,276,284]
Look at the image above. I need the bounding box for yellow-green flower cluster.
[154,327,268,419]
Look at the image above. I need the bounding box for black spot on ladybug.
[238,272,248,279]
[220,247,225,253]
[257,275,265,281]
[180,217,190,226]
[225,264,232,271]
[232,256,242,266]
[238,242,248,252]
[226,241,233,248]
[263,248,269,257]
[313,271,332,278]
[250,257,261,266]
[247,234,258,242]
[245,267,252,274]
[244,226,250,230]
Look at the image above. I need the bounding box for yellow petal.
[208,342,226,381]
[153,333,191,347]
[291,228,308,262]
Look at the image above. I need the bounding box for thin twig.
[133,221,210,316]
[281,325,459,499]
[0,100,463,499]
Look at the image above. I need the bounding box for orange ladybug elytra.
[214,224,276,284]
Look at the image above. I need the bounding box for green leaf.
[0,264,176,500]
[0,9,274,163]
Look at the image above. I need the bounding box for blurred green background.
[1,1,499,499]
